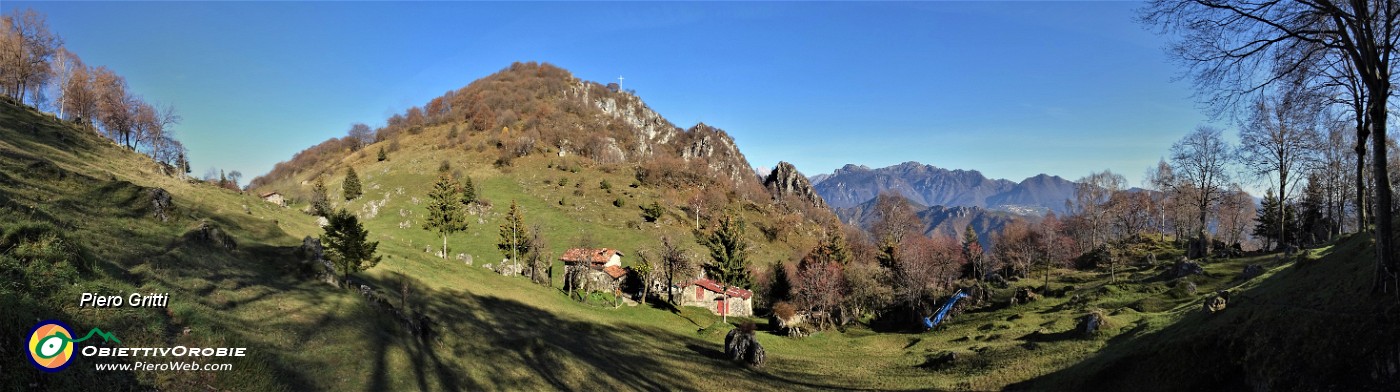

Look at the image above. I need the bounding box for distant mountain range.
[810,161,1078,215]
[833,195,1022,246]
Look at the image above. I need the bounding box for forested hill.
[250,62,763,198]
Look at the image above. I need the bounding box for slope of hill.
[812,162,1079,215]
[1016,233,1400,391]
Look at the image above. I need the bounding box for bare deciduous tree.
[1238,87,1323,248]
[1168,126,1234,257]
[0,9,60,104]
[1070,170,1127,249]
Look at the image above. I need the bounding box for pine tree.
[321,209,381,286]
[310,177,330,217]
[1254,189,1297,250]
[218,170,228,189]
[1298,174,1329,245]
[461,176,476,206]
[497,200,531,264]
[698,213,752,289]
[422,172,468,259]
[817,229,852,265]
[377,146,387,162]
[343,167,362,201]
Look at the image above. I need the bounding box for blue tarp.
[923,290,968,330]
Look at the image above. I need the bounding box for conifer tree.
[321,209,381,286]
[377,146,387,162]
[498,200,531,264]
[422,172,468,259]
[698,213,752,289]
[343,167,362,201]
[461,175,477,206]
[1254,189,1296,251]
[310,177,330,217]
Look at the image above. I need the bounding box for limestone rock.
[763,161,828,209]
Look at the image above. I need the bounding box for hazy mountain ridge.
[833,194,1022,246]
[813,162,1077,215]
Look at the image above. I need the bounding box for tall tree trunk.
[442,235,448,260]
[1369,81,1397,295]
[1357,125,1369,232]
[1280,171,1288,251]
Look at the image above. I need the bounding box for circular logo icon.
[28,320,76,372]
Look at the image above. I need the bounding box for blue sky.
[7,1,1212,187]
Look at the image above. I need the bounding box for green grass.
[3,99,1391,391]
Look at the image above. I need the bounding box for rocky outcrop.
[179,221,236,251]
[679,123,756,188]
[147,187,173,222]
[763,161,827,209]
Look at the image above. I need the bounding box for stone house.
[560,248,627,293]
[675,278,753,317]
[260,191,285,207]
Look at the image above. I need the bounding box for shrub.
[613,198,626,208]
[641,201,664,222]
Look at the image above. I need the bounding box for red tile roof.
[559,248,624,264]
[603,265,627,279]
[689,278,752,300]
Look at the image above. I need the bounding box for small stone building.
[260,191,285,207]
[675,278,753,317]
[561,248,627,293]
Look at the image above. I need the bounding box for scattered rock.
[1240,264,1265,280]
[723,324,765,367]
[1179,281,1197,295]
[179,221,236,251]
[458,253,473,266]
[1203,290,1229,314]
[1078,313,1102,337]
[1010,287,1039,306]
[1166,260,1205,279]
[316,216,329,227]
[497,259,523,277]
[146,187,173,222]
[298,236,337,284]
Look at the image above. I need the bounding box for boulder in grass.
[1010,287,1039,306]
[1203,290,1229,314]
[1078,313,1102,337]
[1166,260,1205,279]
[147,187,173,222]
[1240,264,1265,280]
[723,322,765,367]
